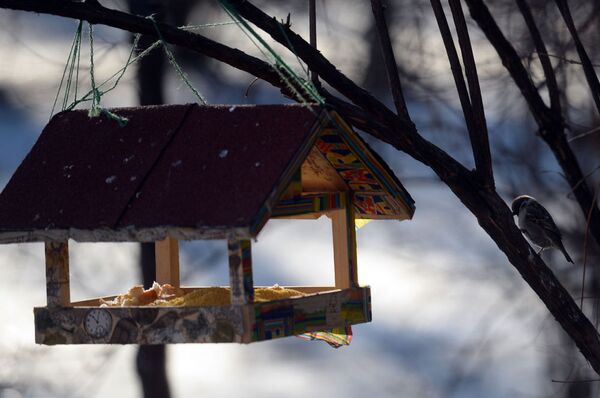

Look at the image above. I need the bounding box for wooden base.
[34,287,371,345]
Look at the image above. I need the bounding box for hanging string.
[53,17,228,120]
[218,0,370,178]
[50,20,83,118]
[88,22,99,116]
[64,34,153,112]
[219,0,323,107]
[149,15,208,105]
[86,22,129,126]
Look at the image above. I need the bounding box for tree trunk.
[128,1,170,397]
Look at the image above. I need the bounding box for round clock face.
[84,309,113,339]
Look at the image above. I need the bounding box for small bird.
[511,195,573,263]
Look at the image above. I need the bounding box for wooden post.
[155,237,180,287]
[45,241,70,307]
[227,238,254,305]
[331,192,358,289]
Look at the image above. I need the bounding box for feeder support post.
[331,191,358,289]
[228,238,254,305]
[45,241,70,307]
[155,237,180,287]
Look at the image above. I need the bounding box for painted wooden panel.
[272,193,345,218]
[252,287,370,342]
[45,241,70,307]
[34,305,246,345]
[34,287,371,345]
[228,239,254,305]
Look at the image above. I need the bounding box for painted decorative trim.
[228,239,254,305]
[252,287,370,342]
[272,193,346,218]
[34,287,371,345]
[45,241,70,307]
[0,226,251,244]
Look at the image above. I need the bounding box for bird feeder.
[0,104,414,345]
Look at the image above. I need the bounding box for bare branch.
[555,0,600,115]
[369,0,411,120]
[465,0,600,249]
[448,0,493,188]
[516,0,561,113]
[0,0,285,91]
[430,0,493,187]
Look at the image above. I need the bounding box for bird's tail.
[557,241,574,264]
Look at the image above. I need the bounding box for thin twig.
[568,125,600,142]
[536,52,600,68]
[308,0,318,85]
[244,77,259,97]
[552,379,600,384]
[555,0,600,115]
[581,187,599,310]
[516,0,561,113]
[369,0,410,120]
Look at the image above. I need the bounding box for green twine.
[50,20,83,118]
[218,1,358,156]
[149,15,207,105]
[86,22,129,126]
[88,22,99,116]
[64,33,153,112]
[53,17,213,123]
[219,0,323,107]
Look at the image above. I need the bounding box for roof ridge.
[113,103,196,228]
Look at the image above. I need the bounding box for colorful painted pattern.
[252,287,370,343]
[313,127,407,218]
[353,193,397,217]
[297,326,353,348]
[227,239,254,305]
[272,193,346,218]
[316,129,383,190]
[342,191,358,288]
[34,305,246,344]
[34,287,371,345]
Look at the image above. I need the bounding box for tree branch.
[516,0,561,113]
[369,0,410,120]
[0,0,285,90]
[3,0,600,376]
[465,0,600,250]
[555,0,600,115]
[448,0,493,188]
[430,0,493,188]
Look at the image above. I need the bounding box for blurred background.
[0,1,599,397]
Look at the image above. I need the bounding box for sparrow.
[511,195,573,263]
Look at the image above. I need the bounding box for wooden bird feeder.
[0,104,414,345]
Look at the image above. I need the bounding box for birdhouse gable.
[253,112,415,230]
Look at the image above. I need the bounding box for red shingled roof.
[0,104,324,242]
